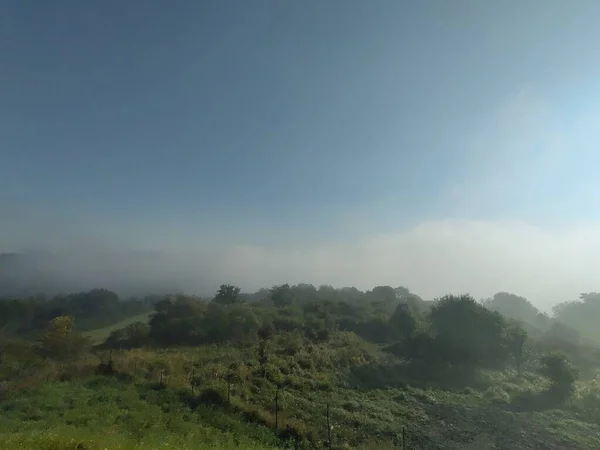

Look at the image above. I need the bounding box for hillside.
[3,337,600,449]
[3,284,600,449]
[85,311,153,345]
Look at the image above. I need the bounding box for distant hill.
[0,250,214,298]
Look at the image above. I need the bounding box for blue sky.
[2,1,600,304]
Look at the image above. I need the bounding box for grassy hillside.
[3,333,600,449]
[4,287,600,449]
[84,311,152,345]
[0,377,280,450]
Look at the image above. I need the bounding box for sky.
[2,1,600,308]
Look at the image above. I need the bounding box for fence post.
[275,389,279,429]
[326,403,332,450]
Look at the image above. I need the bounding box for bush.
[483,386,510,404]
[198,387,228,406]
[538,352,578,403]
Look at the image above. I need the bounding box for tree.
[388,303,417,341]
[122,322,150,348]
[538,352,578,402]
[39,315,88,360]
[506,322,528,375]
[223,304,261,345]
[214,284,242,305]
[483,292,546,329]
[270,284,293,307]
[149,295,207,346]
[104,321,151,349]
[367,286,397,313]
[429,295,510,368]
[553,294,600,344]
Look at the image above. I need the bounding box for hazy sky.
[2,1,600,307]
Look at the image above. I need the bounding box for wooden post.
[275,389,279,429]
[326,403,332,450]
[402,426,406,450]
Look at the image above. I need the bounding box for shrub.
[198,387,228,407]
[483,386,510,404]
[538,352,579,403]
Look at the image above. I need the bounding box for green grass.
[84,312,152,345]
[5,329,600,449]
[0,378,281,450]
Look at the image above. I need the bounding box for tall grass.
[4,330,600,449]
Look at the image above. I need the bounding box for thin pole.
[326,403,332,450]
[275,389,279,429]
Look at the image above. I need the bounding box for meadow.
[3,286,600,449]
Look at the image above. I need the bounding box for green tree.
[270,284,293,307]
[39,315,88,360]
[149,295,207,345]
[506,322,528,375]
[429,295,510,368]
[553,293,600,343]
[538,352,578,402]
[483,292,548,331]
[214,284,242,305]
[388,303,418,341]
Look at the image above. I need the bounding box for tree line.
[3,282,599,407]
[0,288,156,335]
[94,284,589,405]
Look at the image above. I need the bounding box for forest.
[2,284,600,449]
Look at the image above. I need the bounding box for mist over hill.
[0,251,217,298]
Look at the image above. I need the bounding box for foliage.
[38,315,89,361]
[388,302,418,341]
[5,284,600,448]
[428,295,511,368]
[84,311,153,345]
[538,351,579,403]
[103,321,151,349]
[214,284,242,305]
[483,292,550,334]
[553,293,600,343]
[505,321,528,375]
[0,289,154,335]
